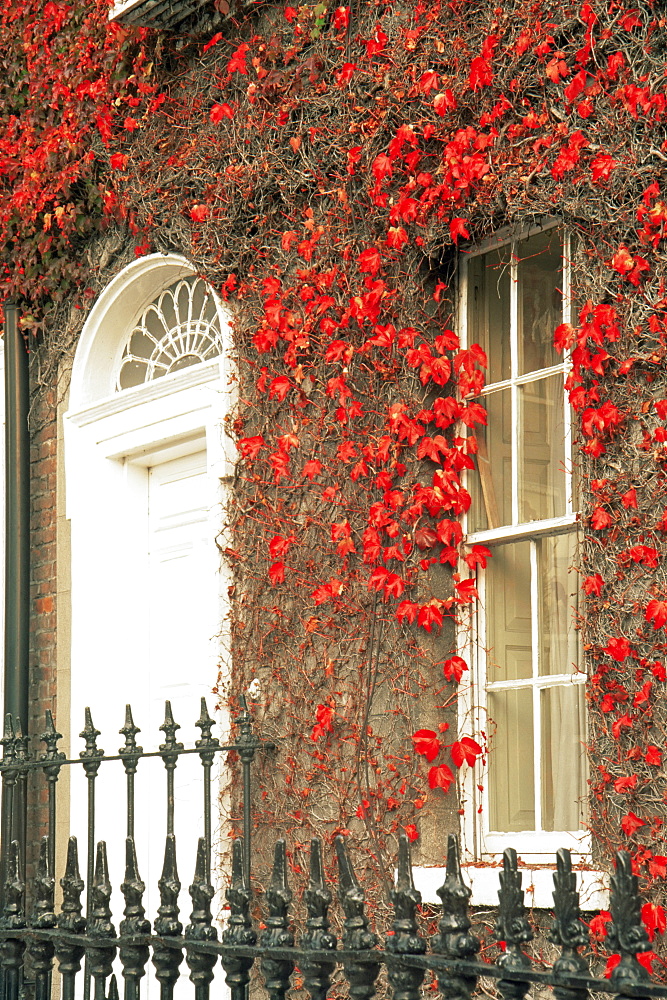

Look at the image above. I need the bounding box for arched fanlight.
[116,277,223,391]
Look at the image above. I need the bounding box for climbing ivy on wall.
[3,0,667,960]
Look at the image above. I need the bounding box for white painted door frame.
[62,254,234,925]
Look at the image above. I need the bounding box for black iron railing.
[0,696,265,1000]
[0,699,664,1000]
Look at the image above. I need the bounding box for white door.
[140,449,220,924]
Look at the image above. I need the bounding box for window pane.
[518,375,566,521]
[541,684,586,831]
[488,688,535,831]
[486,541,532,681]
[467,247,511,385]
[538,532,579,676]
[469,389,511,532]
[518,229,562,375]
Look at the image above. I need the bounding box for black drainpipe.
[1,301,30,891]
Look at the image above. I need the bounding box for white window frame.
[456,221,590,866]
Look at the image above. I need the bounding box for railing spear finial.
[28,836,56,999]
[494,848,533,1000]
[221,838,256,1000]
[549,848,589,1000]
[185,838,217,997]
[119,837,150,997]
[55,836,86,1000]
[302,838,337,1000]
[260,840,295,1000]
[386,834,425,1000]
[335,835,380,1000]
[152,834,184,995]
[431,834,479,1000]
[607,851,651,992]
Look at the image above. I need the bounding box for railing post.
[495,848,532,1000]
[0,716,17,915]
[119,837,150,1000]
[302,838,337,1000]
[432,834,479,1000]
[334,835,380,1000]
[0,841,25,1000]
[87,842,117,1000]
[220,838,256,1000]
[607,851,651,995]
[159,702,183,838]
[386,833,426,1000]
[185,838,217,1000]
[152,834,183,1000]
[119,706,142,842]
[39,711,65,878]
[55,837,86,1000]
[28,836,56,1000]
[549,848,589,1000]
[236,696,258,889]
[195,698,220,884]
[259,840,294,1000]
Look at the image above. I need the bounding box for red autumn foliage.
[6,0,667,927]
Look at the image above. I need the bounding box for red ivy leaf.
[403,823,419,842]
[645,745,662,766]
[428,763,455,792]
[583,573,604,596]
[310,702,334,741]
[643,904,667,941]
[612,713,633,738]
[449,217,470,244]
[412,729,442,762]
[649,856,667,877]
[269,534,296,558]
[190,204,209,223]
[589,911,611,940]
[604,955,621,979]
[451,736,483,767]
[646,599,667,629]
[302,458,323,480]
[455,578,479,602]
[637,952,655,975]
[464,545,492,570]
[237,435,265,459]
[357,247,381,275]
[227,42,249,75]
[396,600,419,624]
[620,810,645,836]
[210,102,234,123]
[443,656,468,683]
[613,774,637,793]
[621,488,638,509]
[418,603,443,632]
[605,636,632,662]
[268,561,285,584]
[591,506,613,529]
[268,375,291,401]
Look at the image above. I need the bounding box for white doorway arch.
[63,253,234,938]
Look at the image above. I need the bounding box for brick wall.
[27,382,59,874]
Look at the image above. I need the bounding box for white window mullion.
[530,540,542,832]
[562,232,574,518]
[510,243,519,525]
[475,566,488,858]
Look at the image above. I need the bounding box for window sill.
[412,865,609,912]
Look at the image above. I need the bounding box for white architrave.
[64,254,234,941]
